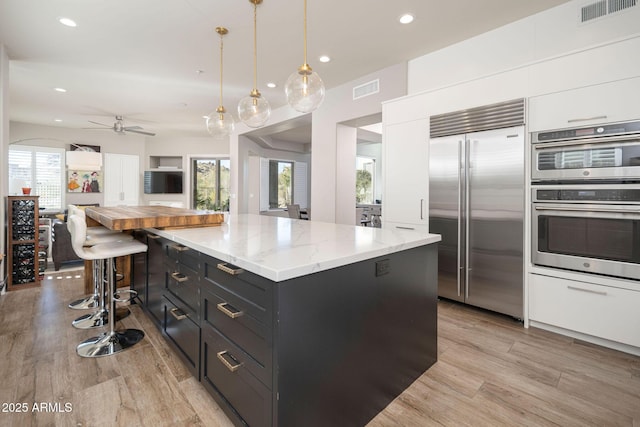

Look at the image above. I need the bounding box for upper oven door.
[531,135,640,182]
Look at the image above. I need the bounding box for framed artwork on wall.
[67,170,102,193]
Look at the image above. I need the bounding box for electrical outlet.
[375,259,390,277]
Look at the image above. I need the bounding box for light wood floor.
[1,272,639,426]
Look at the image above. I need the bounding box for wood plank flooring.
[1,271,638,426]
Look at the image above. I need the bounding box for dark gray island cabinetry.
[132,214,440,427]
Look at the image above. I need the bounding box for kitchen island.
[127,214,440,427]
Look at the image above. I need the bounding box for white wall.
[8,121,146,207]
[311,62,407,223]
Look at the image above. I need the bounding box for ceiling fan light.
[237,93,271,128]
[285,67,325,113]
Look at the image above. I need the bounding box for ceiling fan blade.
[88,120,111,127]
[126,128,156,136]
[123,126,143,131]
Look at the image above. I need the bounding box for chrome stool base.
[76,329,145,358]
[68,294,100,310]
[71,307,130,329]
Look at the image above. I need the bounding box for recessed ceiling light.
[319,55,331,63]
[54,119,62,122]
[266,82,277,88]
[58,17,77,27]
[399,14,414,24]
[54,87,67,93]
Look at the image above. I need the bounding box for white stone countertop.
[149,214,441,282]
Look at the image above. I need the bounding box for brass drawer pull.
[217,302,244,319]
[169,307,187,320]
[171,244,189,252]
[171,272,188,283]
[217,351,243,372]
[147,234,161,240]
[217,263,244,275]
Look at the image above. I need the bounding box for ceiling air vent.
[353,79,379,100]
[580,0,637,23]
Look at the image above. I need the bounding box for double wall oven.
[531,120,640,280]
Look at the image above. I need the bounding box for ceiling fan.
[86,116,156,136]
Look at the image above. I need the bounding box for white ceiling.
[0,0,570,139]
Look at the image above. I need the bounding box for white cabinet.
[529,76,640,132]
[104,153,140,206]
[382,119,429,230]
[529,273,640,348]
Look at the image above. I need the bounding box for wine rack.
[7,196,42,290]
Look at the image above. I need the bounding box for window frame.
[191,157,231,211]
[8,145,66,213]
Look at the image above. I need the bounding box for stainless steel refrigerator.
[429,124,524,318]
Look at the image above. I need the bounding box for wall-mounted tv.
[144,170,183,194]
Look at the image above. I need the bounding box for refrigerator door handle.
[457,139,463,297]
[464,138,471,300]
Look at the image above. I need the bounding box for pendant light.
[284,0,325,113]
[237,0,271,128]
[206,27,235,137]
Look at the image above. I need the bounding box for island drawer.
[166,263,200,321]
[166,242,200,271]
[202,286,271,371]
[201,254,272,312]
[163,296,200,379]
[201,326,272,427]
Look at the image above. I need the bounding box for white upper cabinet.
[104,153,140,206]
[382,118,429,230]
[529,76,640,132]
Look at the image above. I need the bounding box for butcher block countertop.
[84,205,224,231]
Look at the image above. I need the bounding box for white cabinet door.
[529,273,640,348]
[104,153,140,206]
[529,76,640,132]
[383,119,429,228]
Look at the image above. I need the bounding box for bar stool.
[70,228,134,329]
[67,207,131,311]
[68,215,148,357]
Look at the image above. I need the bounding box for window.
[356,156,375,204]
[260,158,308,211]
[269,160,293,209]
[8,145,65,212]
[192,158,230,211]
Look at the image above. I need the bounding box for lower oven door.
[532,203,640,279]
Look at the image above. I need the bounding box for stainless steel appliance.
[429,99,525,318]
[531,120,640,183]
[532,185,640,280]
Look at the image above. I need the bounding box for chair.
[67,206,132,314]
[287,204,301,219]
[68,215,148,357]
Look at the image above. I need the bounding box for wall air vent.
[580,0,637,23]
[353,79,379,100]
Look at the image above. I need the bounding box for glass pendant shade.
[206,107,235,137]
[238,91,270,128]
[285,66,325,113]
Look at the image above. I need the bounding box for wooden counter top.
[85,206,224,231]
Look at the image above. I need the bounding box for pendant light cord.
[253,1,258,91]
[219,31,224,107]
[303,0,308,66]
